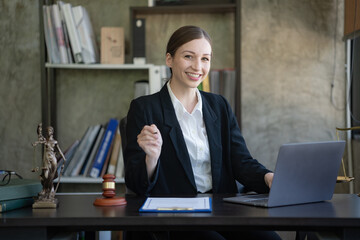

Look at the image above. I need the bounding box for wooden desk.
[1,194,360,239]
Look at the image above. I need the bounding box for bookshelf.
[40,1,240,185]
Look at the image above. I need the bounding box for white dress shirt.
[167,82,212,193]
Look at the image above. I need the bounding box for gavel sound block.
[93,174,127,206]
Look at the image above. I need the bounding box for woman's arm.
[137,124,163,179]
[220,95,271,193]
[124,98,163,195]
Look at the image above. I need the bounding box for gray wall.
[0,0,353,192]
[0,0,42,178]
[242,1,346,167]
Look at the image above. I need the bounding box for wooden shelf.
[45,63,162,94]
[45,63,155,70]
[131,4,236,15]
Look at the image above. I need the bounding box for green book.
[0,179,42,201]
[0,197,34,212]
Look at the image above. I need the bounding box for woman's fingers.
[137,124,163,159]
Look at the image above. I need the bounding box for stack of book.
[62,118,125,180]
[43,1,99,64]
[0,179,42,213]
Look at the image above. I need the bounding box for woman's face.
[166,38,212,90]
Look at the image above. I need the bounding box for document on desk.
[139,197,212,213]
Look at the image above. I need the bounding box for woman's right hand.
[137,124,163,178]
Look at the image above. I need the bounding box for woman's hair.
[166,25,212,56]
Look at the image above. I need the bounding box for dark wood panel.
[131,4,236,15]
[1,194,360,232]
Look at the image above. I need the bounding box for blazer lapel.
[160,86,197,190]
[201,94,222,193]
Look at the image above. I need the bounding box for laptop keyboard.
[245,198,269,205]
[241,194,269,204]
[223,194,270,207]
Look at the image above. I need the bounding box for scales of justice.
[32,123,126,209]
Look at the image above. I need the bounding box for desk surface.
[1,194,360,232]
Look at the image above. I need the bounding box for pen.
[157,207,194,211]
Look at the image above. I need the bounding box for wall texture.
[241,1,345,166]
[0,0,42,179]
[0,0,352,192]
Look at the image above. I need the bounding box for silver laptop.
[223,141,346,208]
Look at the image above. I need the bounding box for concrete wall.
[0,0,353,193]
[241,0,346,166]
[0,0,42,178]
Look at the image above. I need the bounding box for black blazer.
[124,85,271,196]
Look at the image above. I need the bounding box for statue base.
[32,198,59,209]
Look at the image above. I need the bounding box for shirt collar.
[167,81,203,121]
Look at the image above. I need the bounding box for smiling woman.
[124,25,279,240]
[165,37,212,112]
[165,26,212,104]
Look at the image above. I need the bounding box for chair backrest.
[119,116,127,155]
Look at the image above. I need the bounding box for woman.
[124,26,279,240]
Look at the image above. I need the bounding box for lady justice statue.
[32,123,66,208]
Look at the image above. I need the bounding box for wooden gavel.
[93,174,127,206]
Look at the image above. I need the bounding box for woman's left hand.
[264,172,274,188]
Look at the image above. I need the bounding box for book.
[115,117,126,179]
[209,69,220,94]
[107,127,121,175]
[0,179,42,202]
[72,5,99,64]
[52,4,69,63]
[222,69,236,112]
[64,127,92,176]
[61,139,80,175]
[114,135,124,179]
[0,197,34,213]
[43,5,60,63]
[100,27,125,64]
[60,2,83,63]
[57,0,74,63]
[83,126,105,177]
[70,124,101,176]
[99,132,116,177]
[202,74,210,92]
[56,139,80,178]
[89,119,119,178]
